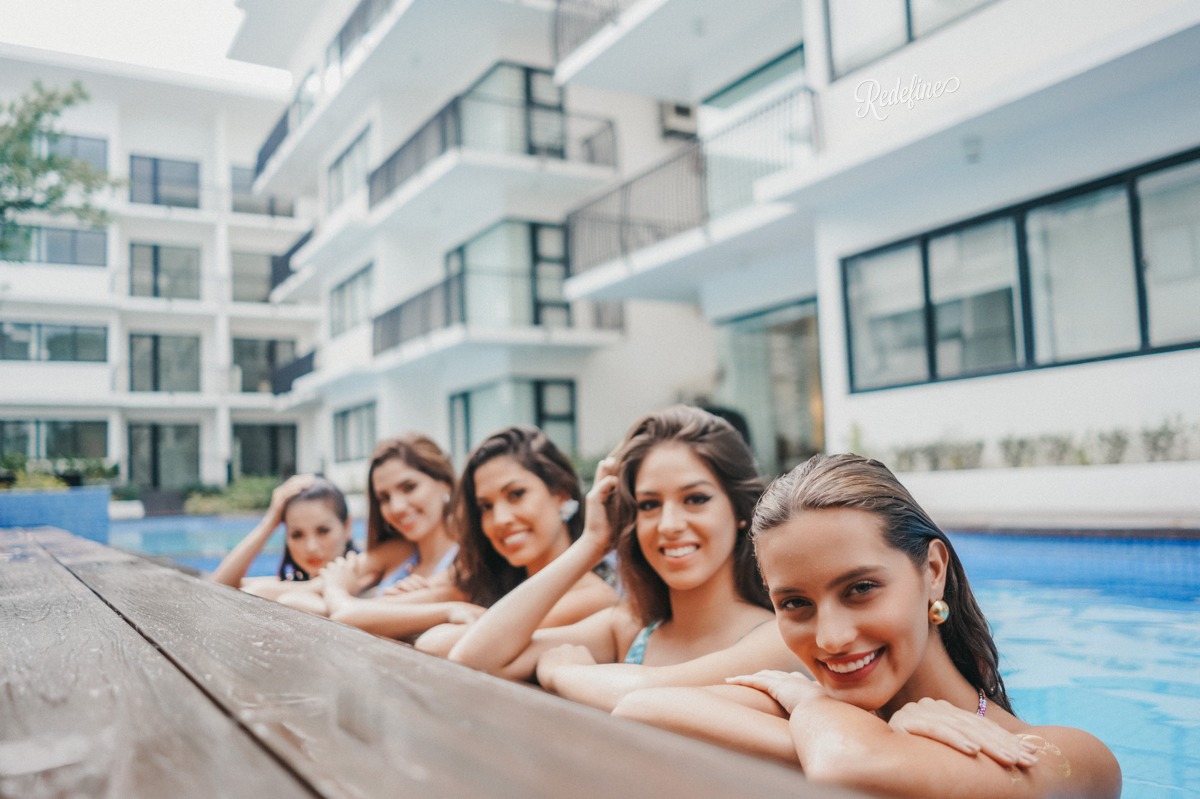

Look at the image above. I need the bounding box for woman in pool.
[321,433,461,596]
[211,474,355,600]
[324,425,616,641]
[440,406,802,710]
[618,454,1121,798]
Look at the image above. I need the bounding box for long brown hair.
[610,405,769,625]
[365,433,455,550]
[454,425,583,607]
[751,453,1012,713]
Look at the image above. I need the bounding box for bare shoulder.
[1020,724,1121,799]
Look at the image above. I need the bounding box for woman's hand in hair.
[888,697,1039,768]
[726,669,825,715]
[266,473,318,527]
[580,457,620,559]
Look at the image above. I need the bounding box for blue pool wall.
[0,486,111,543]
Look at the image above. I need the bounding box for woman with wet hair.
[211,474,355,600]
[616,454,1120,798]
[329,426,616,642]
[442,406,802,710]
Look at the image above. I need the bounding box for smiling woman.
[438,406,802,711]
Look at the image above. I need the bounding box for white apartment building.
[555,0,1200,523]
[0,44,318,507]
[230,0,718,491]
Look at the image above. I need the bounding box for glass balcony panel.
[828,0,907,76]
[910,0,992,37]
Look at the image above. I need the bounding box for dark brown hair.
[278,477,354,581]
[454,425,583,607]
[365,433,456,550]
[751,453,1012,713]
[610,405,769,625]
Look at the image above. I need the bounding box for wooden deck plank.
[37,529,850,799]
[0,528,316,799]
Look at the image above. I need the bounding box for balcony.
[367,93,616,222]
[566,84,816,301]
[272,350,316,395]
[270,228,314,293]
[245,0,556,196]
[372,270,622,370]
[553,0,803,103]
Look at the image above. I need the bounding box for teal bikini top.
[623,619,663,665]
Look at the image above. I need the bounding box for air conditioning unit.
[659,101,697,139]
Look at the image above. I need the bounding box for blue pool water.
[112,519,1199,797]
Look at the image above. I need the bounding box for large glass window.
[129,155,200,208]
[129,334,201,392]
[233,338,296,393]
[128,423,200,489]
[1,420,107,460]
[327,128,370,212]
[928,218,1021,377]
[448,378,575,463]
[715,301,824,475]
[1138,160,1200,346]
[330,264,373,336]
[846,244,928,389]
[130,243,201,300]
[827,0,994,77]
[44,133,108,173]
[333,402,376,462]
[1,322,106,362]
[232,424,297,478]
[231,251,274,302]
[1027,186,1139,363]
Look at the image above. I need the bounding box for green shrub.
[13,471,69,490]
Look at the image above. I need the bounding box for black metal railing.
[567,86,816,274]
[270,228,314,291]
[553,0,644,63]
[272,350,315,395]
[368,95,616,209]
[373,274,464,355]
[255,108,291,178]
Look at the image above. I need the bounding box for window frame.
[842,144,1200,393]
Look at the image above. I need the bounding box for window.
[232,338,296,393]
[0,420,107,460]
[233,424,297,478]
[43,133,108,173]
[715,301,824,475]
[2,225,107,266]
[230,166,293,216]
[327,128,370,212]
[449,378,576,463]
[333,402,376,462]
[826,0,993,77]
[1027,186,1138,363]
[842,146,1200,392]
[130,243,201,300]
[128,423,200,489]
[330,264,373,337]
[1137,160,1200,346]
[1,322,106,362]
[450,221,569,329]
[928,218,1021,377]
[129,334,201,392]
[129,155,200,208]
[231,251,274,302]
[846,244,929,389]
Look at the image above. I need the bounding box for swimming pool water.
[111,519,1200,797]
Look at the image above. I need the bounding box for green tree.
[0,81,113,258]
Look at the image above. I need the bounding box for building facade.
[0,44,317,503]
[554,0,1200,522]
[230,0,718,492]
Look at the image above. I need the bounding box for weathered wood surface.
[7,528,861,799]
[0,528,312,799]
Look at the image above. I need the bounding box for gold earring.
[928,599,950,626]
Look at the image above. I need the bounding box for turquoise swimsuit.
[375,544,459,594]
[623,619,663,665]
